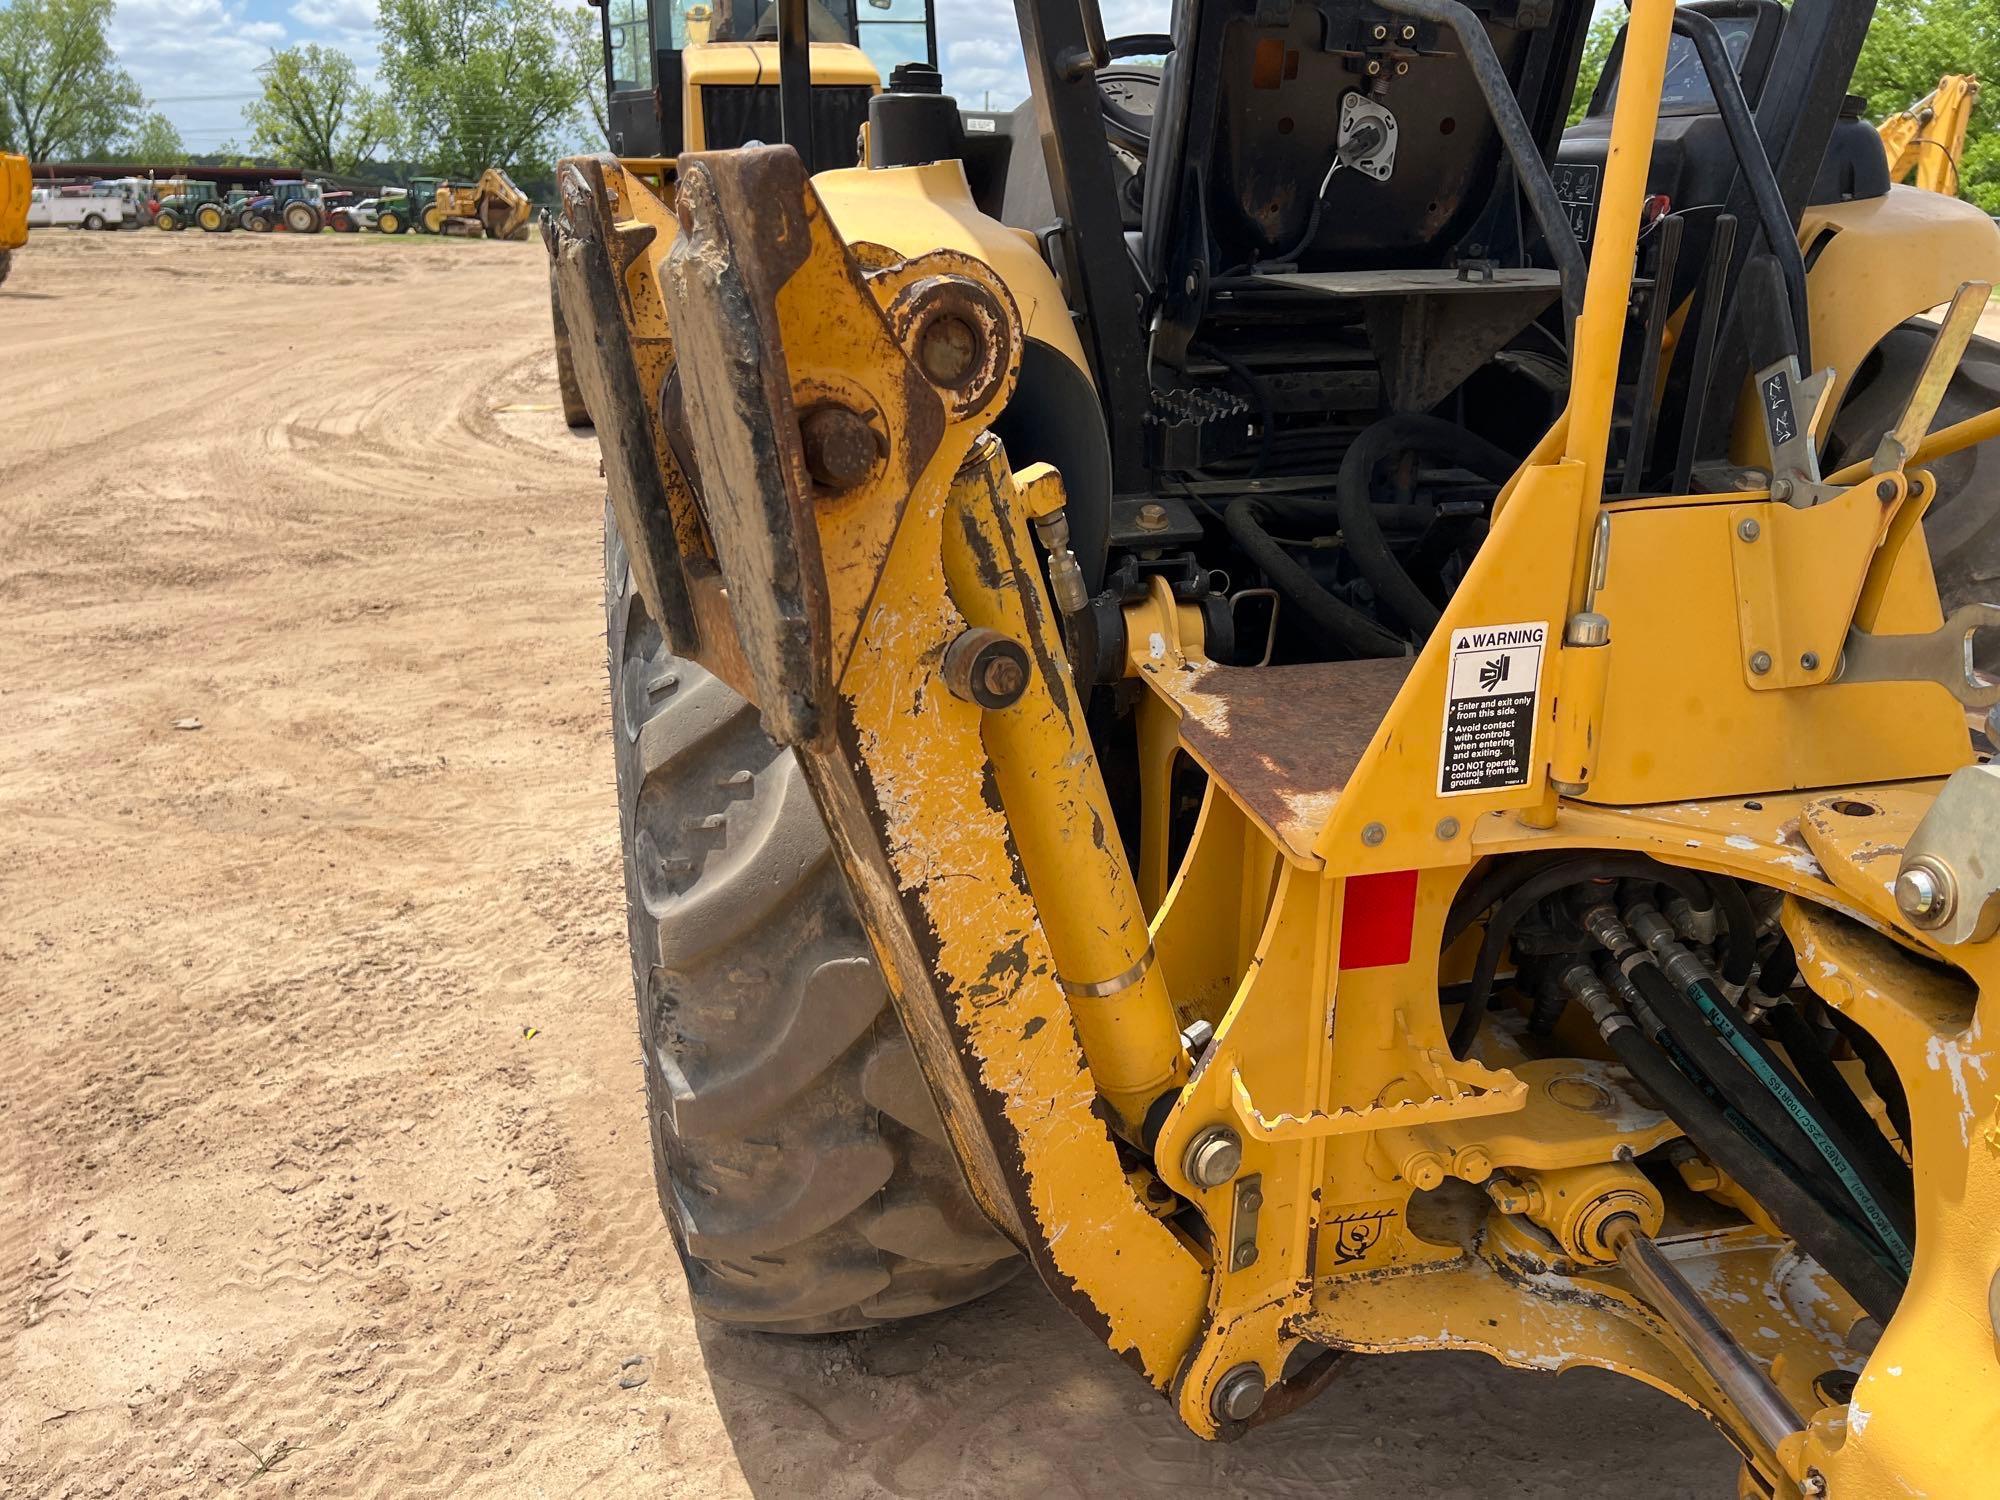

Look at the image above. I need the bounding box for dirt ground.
[0,227,1741,1497]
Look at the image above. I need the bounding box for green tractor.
[373,178,445,236]
[153,181,231,234]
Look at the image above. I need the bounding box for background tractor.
[555,0,2000,1492]
[240,181,326,234]
[1878,74,1980,197]
[153,181,232,233]
[372,178,445,235]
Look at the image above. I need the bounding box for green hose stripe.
[1687,980,1914,1272]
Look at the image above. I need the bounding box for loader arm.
[552,0,2000,1491]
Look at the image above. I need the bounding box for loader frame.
[551,0,2000,1492]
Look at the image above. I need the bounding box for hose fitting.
[1032,508,1091,618]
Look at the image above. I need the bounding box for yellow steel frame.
[550,0,2000,1491]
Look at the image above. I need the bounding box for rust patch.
[1151,656,1414,862]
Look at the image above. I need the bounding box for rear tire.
[378,209,402,235]
[84,213,105,231]
[156,210,179,232]
[284,203,319,234]
[604,507,1018,1332]
[422,203,444,235]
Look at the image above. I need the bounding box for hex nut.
[1738,518,1761,542]
[1212,1363,1267,1424]
[1137,502,1170,532]
[1184,1125,1243,1188]
[942,628,1032,710]
[1749,651,1773,676]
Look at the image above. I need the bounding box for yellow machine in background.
[556,0,2000,1493]
[0,153,29,289]
[435,168,535,240]
[1879,75,1980,196]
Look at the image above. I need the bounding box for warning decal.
[1438,621,1546,796]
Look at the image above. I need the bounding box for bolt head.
[979,653,1026,702]
[1749,651,1773,676]
[1362,821,1387,847]
[1435,817,1460,841]
[1136,501,1170,532]
[1212,1364,1267,1424]
[1231,1243,1260,1270]
[943,628,1031,710]
[799,405,879,492]
[1878,478,1901,502]
[1185,1126,1243,1188]
[1738,518,1761,542]
[1770,478,1794,502]
[1895,862,1954,927]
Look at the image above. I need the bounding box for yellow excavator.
[1879,74,1980,197]
[0,153,29,289]
[435,167,536,240]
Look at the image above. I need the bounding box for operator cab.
[595,0,938,161]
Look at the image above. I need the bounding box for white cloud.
[934,0,1169,109]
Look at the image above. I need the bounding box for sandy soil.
[0,226,1740,1497]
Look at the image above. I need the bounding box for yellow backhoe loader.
[1878,74,1980,198]
[0,153,29,289]
[553,0,2000,1493]
[435,167,536,240]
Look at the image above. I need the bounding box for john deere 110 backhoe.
[551,0,2000,1491]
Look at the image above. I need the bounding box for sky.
[119,0,1623,155]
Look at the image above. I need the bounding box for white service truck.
[26,186,131,230]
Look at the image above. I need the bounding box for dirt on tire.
[0,226,1740,1498]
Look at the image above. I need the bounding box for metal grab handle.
[1373,0,1588,337]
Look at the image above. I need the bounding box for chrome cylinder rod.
[1604,1216,1805,1454]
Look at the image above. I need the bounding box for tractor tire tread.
[604,506,1017,1334]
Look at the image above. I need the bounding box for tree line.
[0,0,600,180]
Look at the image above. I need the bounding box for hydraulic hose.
[1223,494,1407,658]
[1448,855,1729,1056]
[1765,1000,1916,1219]
[1621,906,1916,1271]
[1334,415,1518,638]
[1567,971,1905,1323]
[1699,874,1761,989]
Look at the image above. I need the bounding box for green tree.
[0,0,145,160]
[1567,11,1623,127]
[1852,0,2000,212]
[377,0,598,178]
[243,44,395,173]
[114,108,185,163]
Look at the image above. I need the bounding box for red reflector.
[1339,869,1419,971]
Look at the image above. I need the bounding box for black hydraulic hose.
[1223,494,1407,659]
[1699,873,1760,989]
[1372,0,1587,337]
[1672,10,1812,370]
[1619,956,1849,1208]
[1448,855,1727,1057]
[1334,415,1518,638]
[1765,1001,1916,1218]
[1598,1013,1904,1323]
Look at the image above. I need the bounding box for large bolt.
[1877,478,1900,503]
[942,628,1031,710]
[1895,858,1956,929]
[1184,1125,1243,1188]
[917,313,979,387]
[1211,1363,1267,1424]
[799,405,879,492]
[1136,501,1170,532]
